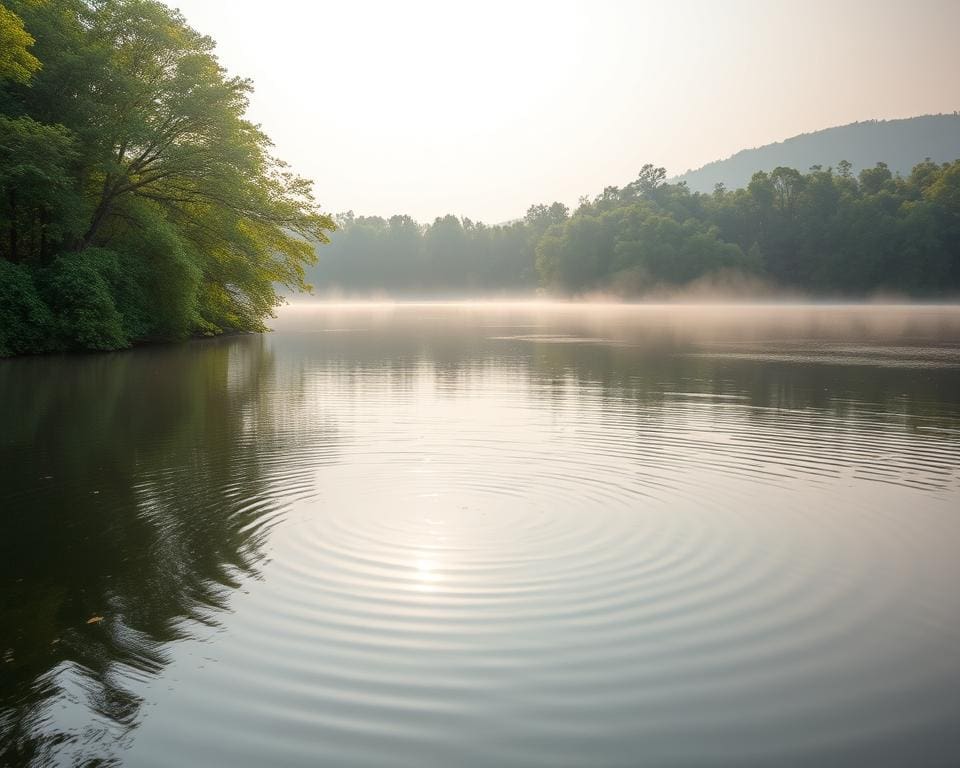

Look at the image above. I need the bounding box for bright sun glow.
[414,557,441,592]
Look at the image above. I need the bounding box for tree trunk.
[80,197,112,250]
[79,176,116,250]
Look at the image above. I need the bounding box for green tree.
[0,0,334,354]
[0,115,77,263]
[0,3,40,83]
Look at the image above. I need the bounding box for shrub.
[45,249,129,351]
[0,260,54,356]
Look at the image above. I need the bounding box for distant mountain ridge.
[672,114,960,192]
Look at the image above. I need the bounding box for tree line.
[0,0,333,356]
[3,2,959,358]
[309,159,960,298]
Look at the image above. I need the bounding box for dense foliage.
[308,161,960,298]
[673,114,960,193]
[0,0,333,356]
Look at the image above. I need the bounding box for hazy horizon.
[167,0,960,222]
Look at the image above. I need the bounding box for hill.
[673,114,960,192]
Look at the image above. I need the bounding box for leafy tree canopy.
[0,0,334,355]
[0,3,40,83]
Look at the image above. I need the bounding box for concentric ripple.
[3,304,960,767]
[116,304,960,768]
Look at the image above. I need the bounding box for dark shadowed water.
[2,303,960,767]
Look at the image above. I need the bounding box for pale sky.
[168,0,959,223]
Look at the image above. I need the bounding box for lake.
[2,303,959,767]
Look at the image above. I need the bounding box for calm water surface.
[2,303,960,767]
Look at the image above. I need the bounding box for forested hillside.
[673,115,960,193]
[0,0,333,357]
[308,159,960,298]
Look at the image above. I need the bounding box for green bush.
[0,260,53,356]
[45,249,129,351]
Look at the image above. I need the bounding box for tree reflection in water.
[0,336,337,765]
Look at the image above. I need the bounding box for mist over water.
[2,303,960,766]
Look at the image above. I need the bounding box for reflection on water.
[0,338,334,765]
[1,303,959,767]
